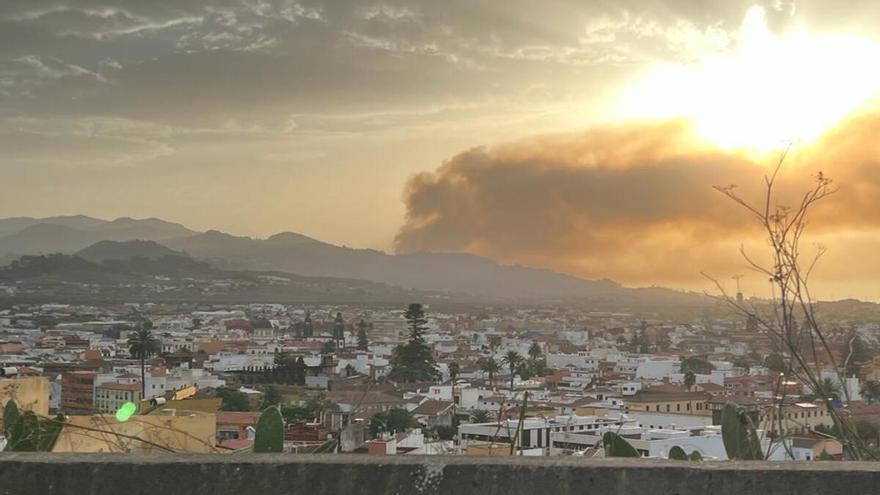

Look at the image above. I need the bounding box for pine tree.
[357,319,369,351]
[294,356,307,386]
[302,312,313,338]
[388,303,439,382]
[448,362,460,383]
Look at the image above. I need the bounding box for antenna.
[732,274,744,302]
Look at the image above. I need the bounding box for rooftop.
[626,391,710,402]
[95,382,140,391]
[216,411,261,425]
[411,400,453,416]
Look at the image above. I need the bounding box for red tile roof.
[97,382,141,391]
[216,411,261,426]
[411,400,453,416]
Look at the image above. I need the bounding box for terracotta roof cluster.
[411,400,453,416]
[626,391,710,402]
[216,411,262,425]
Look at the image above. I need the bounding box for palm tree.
[128,324,160,398]
[862,380,880,404]
[480,357,500,387]
[501,351,523,391]
[528,342,542,361]
[470,409,491,423]
[814,378,840,402]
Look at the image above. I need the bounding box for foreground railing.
[1,453,879,495]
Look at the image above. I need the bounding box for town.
[3,298,878,461]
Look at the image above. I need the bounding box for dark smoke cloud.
[395,114,880,294]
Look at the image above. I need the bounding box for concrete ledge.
[1,454,879,495]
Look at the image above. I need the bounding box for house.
[53,412,218,453]
[411,400,454,428]
[328,390,405,430]
[93,382,142,414]
[693,382,727,397]
[707,397,834,436]
[459,415,627,455]
[61,371,96,414]
[788,435,843,460]
[285,422,331,442]
[623,391,711,416]
[216,411,261,442]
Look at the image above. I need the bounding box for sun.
[619,6,880,152]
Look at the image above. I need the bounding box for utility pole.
[510,391,529,456]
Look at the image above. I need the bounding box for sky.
[5,0,880,299]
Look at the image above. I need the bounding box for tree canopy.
[681,356,714,375]
[260,385,283,409]
[217,387,251,411]
[369,407,417,437]
[764,352,787,373]
[502,351,523,390]
[387,303,439,382]
[357,319,369,351]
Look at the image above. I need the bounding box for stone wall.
[1,453,879,495]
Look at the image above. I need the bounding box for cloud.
[394,112,880,295]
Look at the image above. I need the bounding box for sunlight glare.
[620,6,880,152]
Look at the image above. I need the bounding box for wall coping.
[2,454,879,495]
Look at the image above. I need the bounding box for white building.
[635,358,680,380]
[459,415,627,455]
[166,367,226,391]
[546,352,600,370]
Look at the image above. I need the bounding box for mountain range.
[0,215,706,305]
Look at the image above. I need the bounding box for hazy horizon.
[6,1,880,300]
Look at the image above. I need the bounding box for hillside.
[0,215,708,304]
[76,240,189,263]
[163,231,635,301]
[0,216,197,255]
[0,254,444,304]
[0,215,107,237]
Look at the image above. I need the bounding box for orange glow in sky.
[620,6,880,152]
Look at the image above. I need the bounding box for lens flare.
[115,401,137,422]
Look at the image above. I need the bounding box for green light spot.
[116,402,137,422]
